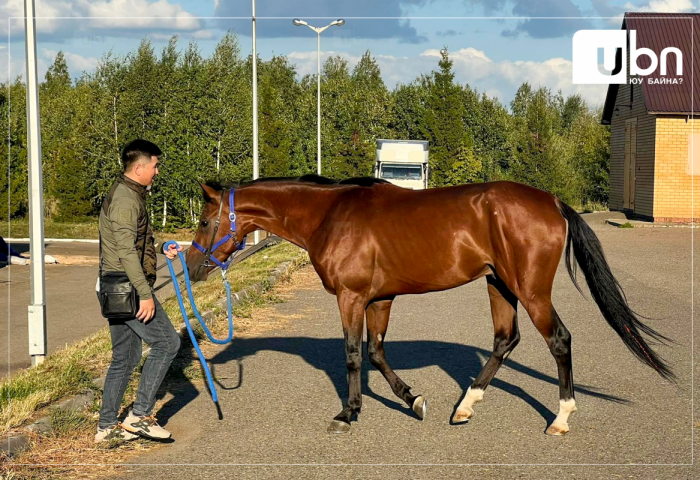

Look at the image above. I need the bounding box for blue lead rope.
[162,240,236,405]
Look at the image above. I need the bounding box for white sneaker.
[9,256,28,265]
[94,424,138,443]
[121,411,172,440]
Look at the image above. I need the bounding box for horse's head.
[186,182,244,282]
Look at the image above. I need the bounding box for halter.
[191,188,247,272]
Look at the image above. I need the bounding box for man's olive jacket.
[98,175,157,300]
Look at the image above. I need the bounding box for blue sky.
[1,0,697,107]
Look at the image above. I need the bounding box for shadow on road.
[154,336,627,427]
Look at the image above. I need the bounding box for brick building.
[601,13,699,222]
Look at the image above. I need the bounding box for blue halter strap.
[191,188,247,272]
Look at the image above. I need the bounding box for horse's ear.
[200,182,218,202]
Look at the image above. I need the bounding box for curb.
[3,390,96,457]
[7,238,195,245]
[605,218,698,228]
[6,257,304,456]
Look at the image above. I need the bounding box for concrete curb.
[7,238,194,245]
[6,257,303,456]
[0,435,30,458]
[605,218,698,228]
[3,389,97,457]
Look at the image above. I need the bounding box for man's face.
[134,155,159,186]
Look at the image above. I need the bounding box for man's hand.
[164,243,183,261]
[137,298,156,323]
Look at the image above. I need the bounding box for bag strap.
[140,209,148,267]
[99,230,103,278]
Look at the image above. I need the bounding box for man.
[95,139,183,443]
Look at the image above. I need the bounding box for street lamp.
[293,18,345,175]
[252,0,260,244]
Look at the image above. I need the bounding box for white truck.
[374,139,429,190]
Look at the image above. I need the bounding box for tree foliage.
[0,33,610,228]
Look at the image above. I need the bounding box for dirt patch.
[49,255,99,266]
[227,264,323,338]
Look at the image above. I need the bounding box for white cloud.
[0,0,206,37]
[1,54,48,83]
[288,50,362,77]
[42,48,99,73]
[192,29,214,40]
[430,47,607,107]
[624,0,697,13]
[289,46,608,107]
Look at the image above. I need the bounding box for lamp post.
[293,18,345,175]
[24,0,47,366]
[252,0,260,244]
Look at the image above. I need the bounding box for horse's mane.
[204,174,390,191]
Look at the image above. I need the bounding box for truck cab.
[374,139,429,190]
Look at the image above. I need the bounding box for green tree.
[423,48,474,187]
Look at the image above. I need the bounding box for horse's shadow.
[153,335,626,427]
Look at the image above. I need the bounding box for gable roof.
[601,13,698,125]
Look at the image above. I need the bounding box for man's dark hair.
[122,139,162,172]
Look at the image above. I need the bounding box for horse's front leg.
[328,291,366,434]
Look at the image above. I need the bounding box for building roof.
[601,13,698,125]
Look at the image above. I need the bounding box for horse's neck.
[237,183,343,249]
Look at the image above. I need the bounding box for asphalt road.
[1,241,188,377]
[109,212,698,479]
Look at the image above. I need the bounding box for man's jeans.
[98,296,181,429]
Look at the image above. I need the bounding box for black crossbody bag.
[98,214,149,320]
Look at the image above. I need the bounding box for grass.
[0,241,308,439]
[0,331,112,437]
[0,218,196,242]
[578,202,608,214]
[618,222,634,228]
[159,240,306,322]
[1,407,154,479]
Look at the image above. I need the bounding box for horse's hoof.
[451,408,473,424]
[412,396,427,420]
[545,423,570,436]
[327,419,351,434]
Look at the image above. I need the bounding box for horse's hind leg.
[453,275,520,424]
[522,298,576,436]
[366,298,426,419]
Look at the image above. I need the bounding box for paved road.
[110,212,697,479]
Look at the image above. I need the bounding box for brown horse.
[186,175,673,435]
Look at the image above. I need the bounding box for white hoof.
[545,422,570,436]
[452,407,474,424]
[412,396,427,420]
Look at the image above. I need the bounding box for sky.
[1,0,697,108]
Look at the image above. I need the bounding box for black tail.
[556,200,675,381]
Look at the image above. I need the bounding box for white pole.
[252,0,260,245]
[24,0,47,366]
[317,31,321,176]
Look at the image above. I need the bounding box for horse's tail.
[555,199,675,381]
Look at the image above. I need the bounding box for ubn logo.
[572,30,683,84]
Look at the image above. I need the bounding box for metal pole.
[24,0,47,366]
[317,31,321,175]
[252,0,260,244]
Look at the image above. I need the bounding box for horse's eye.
[201,220,208,228]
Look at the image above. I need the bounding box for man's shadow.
[153,335,626,427]
[148,331,212,425]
